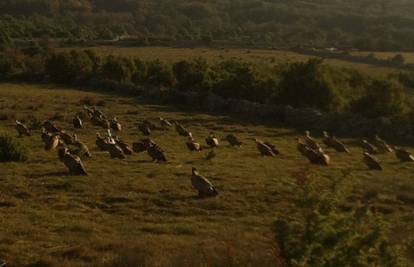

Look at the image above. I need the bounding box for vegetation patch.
[0,132,28,162]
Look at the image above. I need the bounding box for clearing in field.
[0,84,413,266]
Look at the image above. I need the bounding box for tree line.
[1,0,414,50]
[0,47,411,123]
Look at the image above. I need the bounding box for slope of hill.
[1,0,414,50]
[0,83,413,266]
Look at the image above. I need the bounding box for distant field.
[351,51,414,64]
[62,46,397,77]
[0,84,413,266]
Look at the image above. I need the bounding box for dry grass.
[0,83,413,266]
[61,46,396,77]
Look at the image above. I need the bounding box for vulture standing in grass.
[100,119,110,130]
[363,152,382,170]
[264,141,280,155]
[226,134,242,147]
[143,120,157,130]
[297,138,329,165]
[322,131,349,153]
[83,105,94,118]
[361,140,378,154]
[96,133,109,151]
[73,116,83,129]
[159,117,172,128]
[60,130,75,145]
[15,120,30,137]
[205,132,219,148]
[255,139,276,157]
[394,147,414,162]
[111,117,122,132]
[91,115,103,127]
[92,107,105,118]
[191,167,218,197]
[58,148,88,176]
[115,136,133,155]
[72,134,91,158]
[186,137,202,152]
[297,138,310,157]
[133,141,148,153]
[372,135,393,153]
[143,139,167,162]
[175,122,192,137]
[43,121,60,133]
[45,134,60,151]
[305,130,322,151]
[107,143,126,159]
[41,128,50,144]
[138,122,151,136]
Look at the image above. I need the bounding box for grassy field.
[0,83,413,266]
[62,46,397,77]
[351,51,414,64]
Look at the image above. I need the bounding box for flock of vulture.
[13,105,414,198]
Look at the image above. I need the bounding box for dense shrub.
[101,55,135,83]
[45,50,94,84]
[0,132,28,162]
[211,60,277,103]
[275,59,344,112]
[274,170,405,267]
[351,79,406,118]
[173,58,211,92]
[0,52,24,78]
[145,59,174,87]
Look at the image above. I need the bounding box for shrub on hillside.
[45,50,95,84]
[0,133,28,162]
[275,59,344,112]
[145,59,174,87]
[101,55,135,83]
[351,79,406,118]
[274,170,405,267]
[211,60,277,103]
[173,58,211,92]
[0,52,24,78]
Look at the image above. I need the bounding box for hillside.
[1,0,414,50]
[0,83,413,266]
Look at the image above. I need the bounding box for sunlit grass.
[0,83,413,266]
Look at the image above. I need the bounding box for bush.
[0,132,28,162]
[45,50,94,84]
[275,59,344,112]
[145,59,174,87]
[211,60,277,103]
[351,79,406,118]
[101,55,135,83]
[173,58,211,92]
[274,170,405,267]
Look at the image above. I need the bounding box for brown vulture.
[394,147,414,162]
[58,148,88,176]
[363,152,382,170]
[205,132,219,148]
[186,137,202,152]
[15,120,30,137]
[191,167,218,197]
[73,116,83,129]
[226,134,242,146]
[256,139,276,157]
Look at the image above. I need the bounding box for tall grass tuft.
[0,132,29,162]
